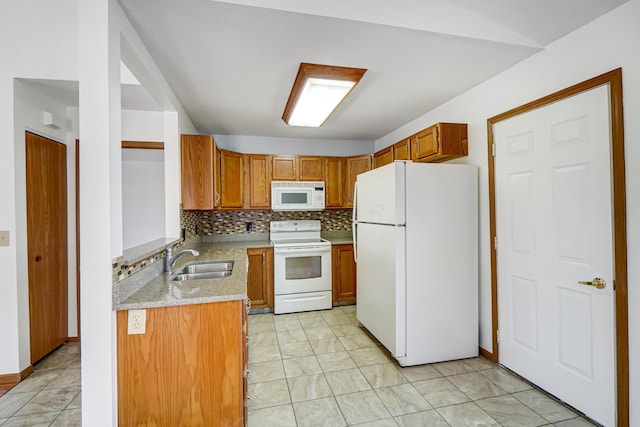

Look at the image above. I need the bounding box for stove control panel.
[270,220,321,233]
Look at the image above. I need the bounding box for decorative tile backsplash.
[182,209,353,236]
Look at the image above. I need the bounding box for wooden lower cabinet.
[332,244,356,303]
[117,301,248,427]
[246,247,273,309]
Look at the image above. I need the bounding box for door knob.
[578,277,606,289]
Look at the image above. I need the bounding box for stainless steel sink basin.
[171,260,234,281]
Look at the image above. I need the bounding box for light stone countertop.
[322,230,353,245]
[113,240,272,311]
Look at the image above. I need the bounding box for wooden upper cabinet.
[245,154,271,209]
[324,157,344,208]
[181,134,217,210]
[298,156,324,181]
[344,155,372,208]
[272,155,323,181]
[393,138,411,161]
[219,149,244,209]
[411,123,468,163]
[373,146,393,169]
[272,155,297,180]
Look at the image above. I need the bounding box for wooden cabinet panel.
[246,247,273,309]
[272,155,297,180]
[298,156,324,181]
[324,157,344,209]
[245,154,271,209]
[412,123,468,163]
[344,155,372,208]
[181,134,217,210]
[219,149,244,209]
[374,147,393,169]
[332,244,356,302]
[117,301,245,426]
[393,138,411,161]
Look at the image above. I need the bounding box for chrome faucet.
[165,246,200,273]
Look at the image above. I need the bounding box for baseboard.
[0,365,33,386]
[479,347,497,363]
[68,336,80,343]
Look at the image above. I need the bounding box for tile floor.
[0,342,81,426]
[0,306,598,426]
[247,305,598,427]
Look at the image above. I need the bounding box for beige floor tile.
[282,356,322,378]
[338,334,379,351]
[248,379,291,410]
[66,393,81,410]
[33,354,77,373]
[295,311,323,321]
[513,389,579,423]
[249,344,282,363]
[50,408,81,427]
[436,402,500,426]
[321,311,352,327]
[13,387,79,417]
[275,318,302,332]
[2,411,59,426]
[287,373,332,402]
[303,326,336,340]
[464,356,496,371]
[375,383,432,416]
[248,313,275,325]
[249,332,278,348]
[349,347,394,367]
[479,367,533,393]
[299,317,329,329]
[7,372,60,394]
[293,397,346,427]
[247,360,286,384]
[413,377,471,408]
[554,417,599,426]
[45,367,81,390]
[330,324,365,337]
[249,321,276,335]
[448,372,507,400]
[334,390,391,425]
[395,409,449,427]
[248,404,297,427]
[280,341,314,359]
[316,351,357,372]
[277,329,308,344]
[475,394,548,427]
[309,337,345,355]
[398,364,442,382]
[352,418,398,427]
[324,368,371,395]
[432,359,475,376]
[360,363,408,388]
[0,393,37,418]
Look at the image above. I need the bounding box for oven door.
[273,245,332,295]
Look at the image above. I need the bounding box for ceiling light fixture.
[282,63,367,127]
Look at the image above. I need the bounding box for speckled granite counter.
[322,230,353,245]
[113,239,272,311]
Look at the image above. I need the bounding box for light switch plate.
[127,309,146,335]
[0,231,9,247]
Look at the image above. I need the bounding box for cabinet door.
[344,155,372,208]
[272,155,298,180]
[374,147,393,168]
[245,154,271,209]
[332,244,356,302]
[412,124,439,161]
[324,157,344,208]
[393,138,411,161]
[298,156,324,181]
[117,302,244,426]
[246,247,273,309]
[219,149,244,209]
[181,134,216,210]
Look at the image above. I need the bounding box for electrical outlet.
[245,222,254,232]
[127,309,146,335]
[0,231,9,247]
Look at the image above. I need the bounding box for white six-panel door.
[494,85,615,426]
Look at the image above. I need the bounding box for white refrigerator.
[353,161,478,366]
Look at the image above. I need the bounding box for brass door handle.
[578,277,606,289]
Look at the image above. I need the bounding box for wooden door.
[245,155,271,209]
[26,132,68,363]
[494,86,615,426]
[272,155,297,180]
[298,156,323,180]
[393,139,411,161]
[324,157,344,208]
[246,247,273,309]
[332,244,356,302]
[181,134,216,210]
[219,149,244,209]
[344,155,372,208]
[374,147,393,168]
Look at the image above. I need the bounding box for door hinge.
[496,329,500,344]
[493,236,498,250]
[613,279,616,290]
[492,143,496,157]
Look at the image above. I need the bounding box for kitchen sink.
[171,260,234,281]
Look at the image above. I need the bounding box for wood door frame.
[486,68,628,426]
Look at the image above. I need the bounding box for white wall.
[13,80,80,367]
[215,134,373,156]
[122,109,164,141]
[376,0,640,421]
[0,0,78,377]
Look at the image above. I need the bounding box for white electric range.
[270,220,332,314]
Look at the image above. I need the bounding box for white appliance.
[353,161,478,366]
[270,220,332,314]
[271,181,325,211]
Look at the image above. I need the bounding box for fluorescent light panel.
[283,63,366,128]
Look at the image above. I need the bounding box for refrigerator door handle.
[352,181,358,263]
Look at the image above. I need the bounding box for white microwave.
[271,181,325,211]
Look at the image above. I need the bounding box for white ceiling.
[32,1,629,142]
